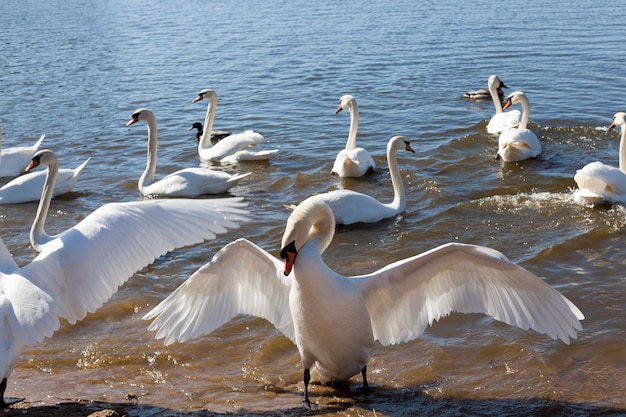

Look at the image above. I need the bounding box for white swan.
[497,91,542,162]
[0,153,89,205]
[126,108,251,197]
[486,75,521,135]
[193,89,278,163]
[574,112,626,205]
[0,149,249,407]
[0,128,45,178]
[144,197,584,406]
[307,135,414,225]
[331,95,376,177]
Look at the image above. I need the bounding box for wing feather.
[144,238,293,345]
[20,197,248,327]
[356,242,584,346]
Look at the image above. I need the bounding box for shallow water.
[1,0,625,415]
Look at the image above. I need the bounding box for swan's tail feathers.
[72,158,91,177]
[228,172,252,183]
[33,134,46,149]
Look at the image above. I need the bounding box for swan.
[496,91,542,162]
[0,149,249,407]
[331,95,376,177]
[126,108,251,197]
[573,112,626,205]
[306,135,414,225]
[485,75,521,135]
[0,128,45,178]
[189,122,230,144]
[0,154,89,205]
[192,89,278,163]
[144,197,584,406]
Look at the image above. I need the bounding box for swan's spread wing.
[356,242,583,346]
[144,238,293,345]
[21,197,248,326]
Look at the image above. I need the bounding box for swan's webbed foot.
[361,366,371,395]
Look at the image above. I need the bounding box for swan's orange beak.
[609,121,617,131]
[335,105,343,114]
[126,115,139,126]
[192,95,203,103]
[25,158,40,173]
[503,98,512,111]
[280,240,297,276]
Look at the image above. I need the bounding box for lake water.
[1,0,625,415]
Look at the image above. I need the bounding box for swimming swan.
[144,197,583,406]
[0,128,45,178]
[497,91,542,162]
[308,135,414,224]
[0,150,248,407]
[331,95,376,177]
[192,89,278,163]
[0,154,89,205]
[127,108,251,197]
[486,75,521,135]
[574,112,626,205]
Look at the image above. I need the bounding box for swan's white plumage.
[0,150,248,405]
[145,239,294,346]
[497,91,542,162]
[574,112,626,205]
[145,197,583,403]
[193,89,277,163]
[331,95,375,177]
[0,129,45,178]
[308,135,414,224]
[0,157,89,204]
[485,75,521,135]
[127,108,250,197]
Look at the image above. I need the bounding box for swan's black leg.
[302,368,312,407]
[1,378,7,408]
[361,366,370,395]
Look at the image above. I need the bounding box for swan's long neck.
[619,124,626,172]
[30,158,59,251]
[345,101,359,151]
[139,114,158,192]
[490,81,504,114]
[199,94,218,150]
[387,139,406,210]
[518,95,530,130]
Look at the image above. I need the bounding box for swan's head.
[336,94,355,114]
[26,149,57,173]
[389,135,415,154]
[126,108,154,126]
[503,91,527,110]
[280,197,335,276]
[609,112,626,131]
[193,88,217,103]
[488,74,509,89]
